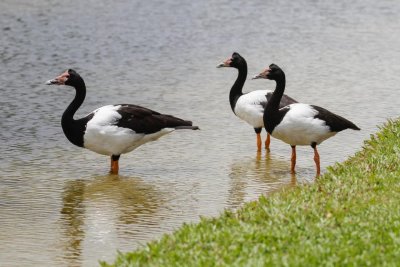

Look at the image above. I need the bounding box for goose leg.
[311,142,320,177]
[256,133,262,152]
[290,145,296,174]
[110,155,120,175]
[265,133,271,151]
[255,128,262,152]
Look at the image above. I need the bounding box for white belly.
[84,126,174,155]
[82,105,174,155]
[234,90,269,128]
[271,104,337,146]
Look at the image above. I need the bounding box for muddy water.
[1,0,399,266]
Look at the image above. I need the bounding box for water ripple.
[1,0,400,266]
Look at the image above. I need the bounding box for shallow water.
[1,0,399,266]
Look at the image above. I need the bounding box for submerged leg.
[257,133,262,152]
[255,128,262,152]
[290,145,296,174]
[311,142,320,177]
[110,155,120,175]
[265,133,271,152]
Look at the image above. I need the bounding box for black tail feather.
[311,105,360,132]
[175,125,200,130]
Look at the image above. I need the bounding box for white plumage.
[234,90,269,128]
[46,69,198,174]
[254,63,360,176]
[218,52,297,152]
[271,104,336,146]
[84,105,174,156]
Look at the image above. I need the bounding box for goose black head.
[252,64,284,80]
[45,69,83,87]
[217,52,246,69]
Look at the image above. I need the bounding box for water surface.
[1,0,400,266]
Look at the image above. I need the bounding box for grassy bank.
[102,119,400,267]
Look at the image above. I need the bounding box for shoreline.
[102,118,400,266]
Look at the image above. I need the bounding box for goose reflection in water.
[227,153,297,208]
[58,175,164,266]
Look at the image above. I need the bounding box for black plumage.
[115,104,196,134]
[311,105,360,132]
[218,52,298,152]
[253,63,360,176]
[46,69,198,174]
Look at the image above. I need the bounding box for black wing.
[266,92,298,109]
[115,104,194,134]
[311,105,360,132]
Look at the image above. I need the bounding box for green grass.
[102,119,400,267]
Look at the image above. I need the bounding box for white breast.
[234,90,270,128]
[271,103,336,146]
[83,105,174,155]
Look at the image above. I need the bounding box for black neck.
[263,73,287,134]
[61,79,87,147]
[229,62,247,112]
[265,73,286,113]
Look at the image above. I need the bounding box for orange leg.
[256,133,262,152]
[312,145,321,177]
[110,155,120,175]
[265,133,271,152]
[290,145,296,174]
